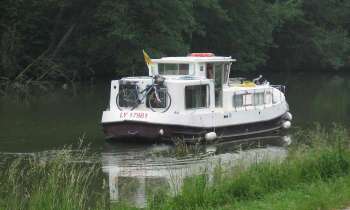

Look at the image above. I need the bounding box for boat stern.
[101,110,165,140]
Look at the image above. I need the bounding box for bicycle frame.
[137,84,160,104]
[129,79,162,110]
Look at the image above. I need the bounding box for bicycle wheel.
[147,89,171,113]
[116,90,139,111]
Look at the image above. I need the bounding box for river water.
[0,72,349,206]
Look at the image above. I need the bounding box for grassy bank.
[232,176,350,210]
[140,126,350,210]
[1,126,350,210]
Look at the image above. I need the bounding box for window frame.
[233,94,244,108]
[233,92,267,108]
[185,84,209,110]
[253,92,265,106]
[223,63,230,84]
[265,90,273,105]
[158,63,190,75]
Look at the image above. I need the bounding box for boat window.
[185,85,208,109]
[253,92,264,106]
[179,64,189,74]
[224,63,230,84]
[233,94,243,108]
[206,64,213,79]
[214,63,224,107]
[117,84,138,107]
[234,93,266,107]
[243,94,253,106]
[265,91,272,104]
[158,64,189,75]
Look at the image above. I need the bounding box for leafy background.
[0,0,349,82]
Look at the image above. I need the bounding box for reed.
[0,143,108,210]
[171,137,203,157]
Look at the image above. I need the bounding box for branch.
[14,50,48,81]
[51,23,77,59]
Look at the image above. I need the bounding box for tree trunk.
[51,23,77,59]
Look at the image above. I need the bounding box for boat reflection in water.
[102,134,292,207]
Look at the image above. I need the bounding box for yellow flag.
[143,50,153,66]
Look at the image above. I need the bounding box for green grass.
[143,125,350,210]
[0,143,109,210]
[146,176,350,210]
[231,176,350,210]
[2,125,350,210]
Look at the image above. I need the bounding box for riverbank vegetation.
[1,0,350,96]
[0,143,109,210]
[1,126,350,209]
[143,125,350,210]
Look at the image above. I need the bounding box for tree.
[269,0,350,71]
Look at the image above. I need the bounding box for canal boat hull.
[102,112,290,143]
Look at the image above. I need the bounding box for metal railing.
[271,85,286,95]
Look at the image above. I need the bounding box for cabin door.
[207,63,223,108]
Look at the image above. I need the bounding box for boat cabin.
[148,53,236,109]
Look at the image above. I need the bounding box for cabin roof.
[152,56,236,64]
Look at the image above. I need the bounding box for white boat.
[101,52,292,142]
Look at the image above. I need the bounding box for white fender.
[285,112,293,121]
[205,132,217,141]
[159,129,164,136]
[282,121,292,129]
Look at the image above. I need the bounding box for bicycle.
[116,75,172,113]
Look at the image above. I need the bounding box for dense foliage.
[0,0,349,83]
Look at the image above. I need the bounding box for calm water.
[0,72,349,206]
